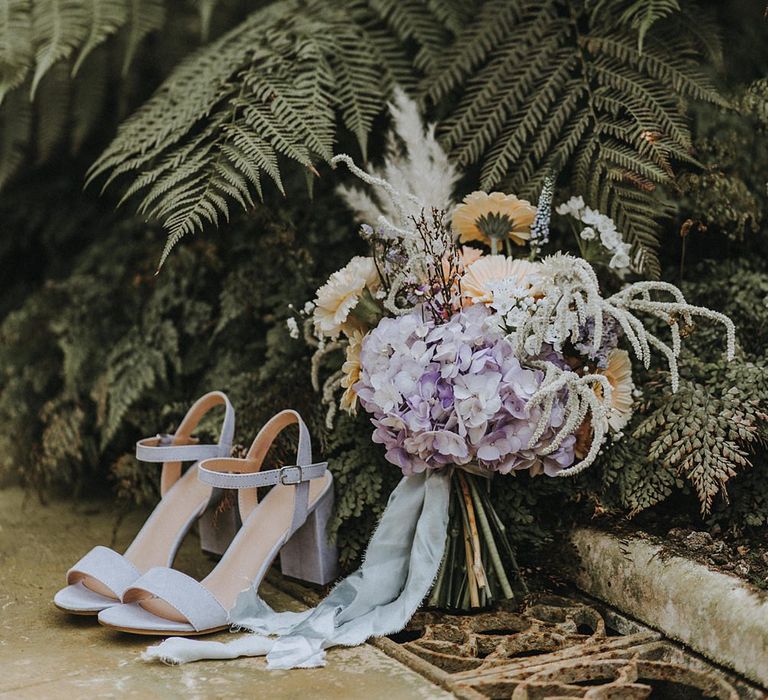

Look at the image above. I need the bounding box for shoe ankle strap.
[135,434,224,464]
[197,409,324,533]
[198,461,328,490]
[135,391,235,496]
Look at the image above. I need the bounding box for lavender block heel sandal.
[53,391,237,615]
[97,409,338,636]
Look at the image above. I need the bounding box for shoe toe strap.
[67,545,141,599]
[123,567,229,632]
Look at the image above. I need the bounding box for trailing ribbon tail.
[143,469,451,669]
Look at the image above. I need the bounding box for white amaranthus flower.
[513,253,736,396]
[286,317,300,339]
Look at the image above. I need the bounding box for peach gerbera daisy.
[596,349,635,432]
[460,256,541,304]
[452,191,536,252]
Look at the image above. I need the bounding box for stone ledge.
[569,527,768,688]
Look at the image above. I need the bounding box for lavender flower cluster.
[573,315,620,369]
[354,303,576,476]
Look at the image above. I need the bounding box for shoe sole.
[53,602,107,616]
[98,619,229,636]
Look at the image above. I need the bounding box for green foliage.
[587,0,681,52]
[79,0,730,277]
[597,255,768,519]
[635,366,767,514]
[429,0,724,277]
[1,0,168,103]
[0,0,248,189]
[88,0,438,266]
[0,1,33,98]
[0,169,398,565]
[676,80,768,240]
[1,0,767,566]
[600,431,679,515]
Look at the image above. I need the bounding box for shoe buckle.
[156,433,174,446]
[279,465,302,485]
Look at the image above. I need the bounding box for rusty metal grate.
[267,572,764,699]
[373,595,764,700]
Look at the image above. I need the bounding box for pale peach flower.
[313,257,379,338]
[461,256,541,305]
[441,245,484,283]
[596,349,635,432]
[340,330,365,413]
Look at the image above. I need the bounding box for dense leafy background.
[1,0,767,569]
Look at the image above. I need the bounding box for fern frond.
[589,0,681,52]
[368,0,450,73]
[71,44,108,151]
[88,5,285,182]
[121,0,164,75]
[196,0,218,41]
[37,398,89,488]
[431,3,726,276]
[479,50,576,187]
[331,33,387,158]
[0,1,32,103]
[30,0,88,97]
[91,0,435,264]
[635,381,765,515]
[222,124,281,195]
[100,318,178,447]
[72,0,127,75]
[35,61,71,162]
[0,0,180,192]
[0,86,31,187]
[585,34,724,105]
[425,0,470,36]
[426,0,529,103]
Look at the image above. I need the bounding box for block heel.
[198,491,240,558]
[280,487,339,586]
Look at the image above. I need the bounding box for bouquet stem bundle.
[427,469,526,612]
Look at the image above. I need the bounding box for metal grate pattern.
[267,572,764,699]
[375,595,764,700]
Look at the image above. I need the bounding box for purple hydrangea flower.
[573,315,620,369]
[355,304,576,476]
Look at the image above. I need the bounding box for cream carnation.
[313,257,379,338]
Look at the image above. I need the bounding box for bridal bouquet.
[297,93,735,612]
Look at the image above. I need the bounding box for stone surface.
[0,487,452,699]
[570,527,768,688]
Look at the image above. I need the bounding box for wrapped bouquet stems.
[428,468,521,612]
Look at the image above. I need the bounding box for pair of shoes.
[54,392,338,636]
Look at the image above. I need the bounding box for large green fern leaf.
[0,0,32,103]
[90,0,437,265]
[429,0,724,277]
